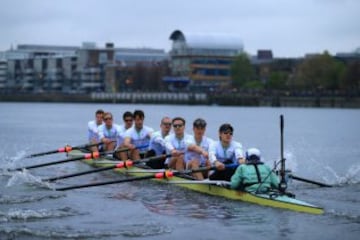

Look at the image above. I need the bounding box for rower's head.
[160,116,172,135]
[245,148,261,163]
[103,112,113,127]
[193,118,207,137]
[218,123,233,143]
[172,117,186,136]
[123,111,133,129]
[133,110,145,129]
[95,109,104,125]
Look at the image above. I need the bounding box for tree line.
[231,52,360,96]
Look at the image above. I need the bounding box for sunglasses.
[173,124,184,128]
[162,122,172,126]
[222,131,233,135]
[104,117,112,121]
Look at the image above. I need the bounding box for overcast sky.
[0,0,359,57]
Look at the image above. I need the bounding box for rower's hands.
[201,150,209,158]
[171,149,182,157]
[215,161,225,170]
[102,138,112,144]
[128,144,136,150]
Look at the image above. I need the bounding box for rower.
[184,118,214,180]
[98,112,122,151]
[87,109,104,152]
[113,111,133,159]
[208,123,245,181]
[145,116,172,169]
[120,110,154,161]
[164,117,192,171]
[230,148,279,193]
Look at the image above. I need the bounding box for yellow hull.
[71,151,324,215]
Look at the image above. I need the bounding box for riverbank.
[1,92,360,108]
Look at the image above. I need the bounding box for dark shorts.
[145,149,166,169]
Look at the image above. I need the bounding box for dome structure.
[169,30,244,51]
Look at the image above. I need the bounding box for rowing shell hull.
[68,150,324,215]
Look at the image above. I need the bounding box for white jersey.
[88,120,103,142]
[184,135,214,165]
[115,124,129,148]
[164,133,192,164]
[123,125,154,152]
[208,140,244,165]
[149,130,169,156]
[98,124,121,142]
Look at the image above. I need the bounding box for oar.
[9,148,129,171]
[43,154,171,182]
[24,142,107,158]
[289,174,332,188]
[55,166,215,191]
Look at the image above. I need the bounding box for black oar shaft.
[25,142,107,158]
[27,149,62,158]
[289,174,332,187]
[44,165,116,182]
[56,174,156,191]
[45,154,170,182]
[14,156,85,171]
[55,166,217,191]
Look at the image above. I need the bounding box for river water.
[0,102,359,240]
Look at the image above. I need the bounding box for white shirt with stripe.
[208,140,244,165]
[123,125,154,152]
[184,135,214,166]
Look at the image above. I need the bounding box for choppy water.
[0,102,359,240]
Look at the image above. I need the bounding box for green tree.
[231,53,256,88]
[294,51,346,91]
[266,71,288,90]
[342,61,360,91]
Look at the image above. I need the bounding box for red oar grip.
[115,160,133,168]
[58,146,73,153]
[155,171,174,179]
[84,152,100,160]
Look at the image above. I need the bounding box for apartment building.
[3,43,168,93]
[167,29,244,90]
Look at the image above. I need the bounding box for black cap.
[219,123,233,133]
[193,118,207,128]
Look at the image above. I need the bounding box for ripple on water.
[0,222,172,239]
[0,192,65,204]
[0,207,85,222]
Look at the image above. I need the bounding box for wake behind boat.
[65,149,324,215]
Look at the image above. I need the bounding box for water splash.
[6,170,53,189]
[284,150,298,172]
[325,164,360,185]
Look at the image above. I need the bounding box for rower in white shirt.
[98,112,121,151]
[164,117,192,171]
[87,109,104,152]
[208,123,245,181]
[184,118,214,180]
[113,111,134,159]
[146,116,172,169]
[121,110,154,160]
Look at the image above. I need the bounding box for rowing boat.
[67,149,324,215]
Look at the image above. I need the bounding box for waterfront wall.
[1,92,360,108]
